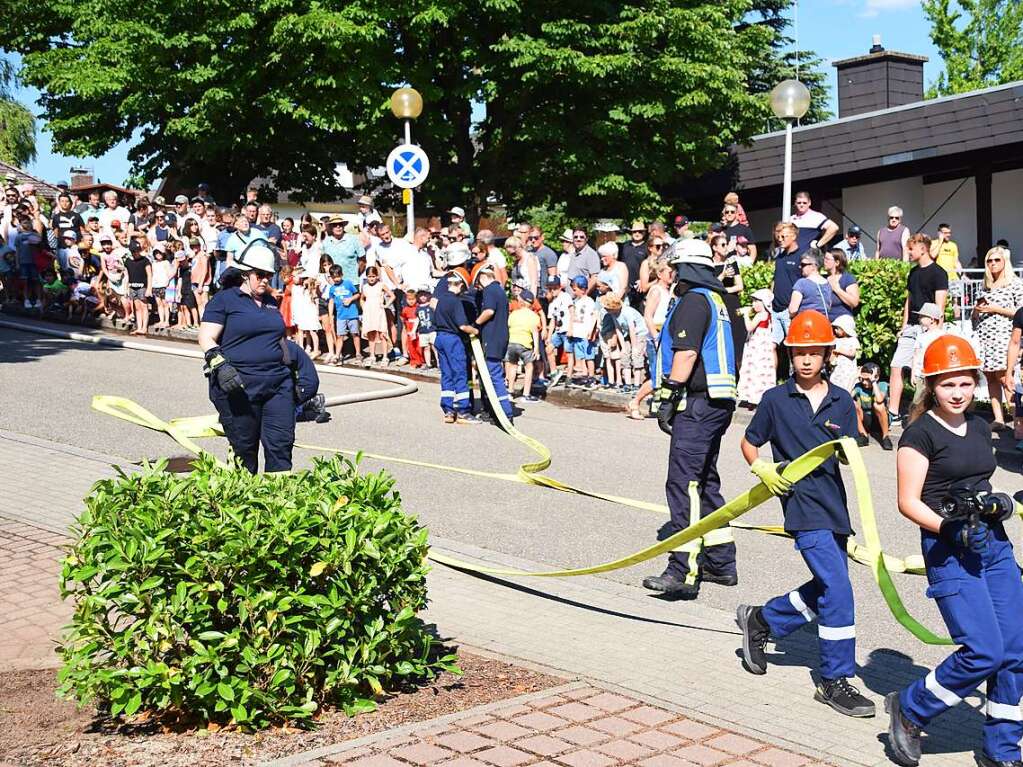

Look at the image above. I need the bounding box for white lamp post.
[769,79,811,221]
[390,87,424,235]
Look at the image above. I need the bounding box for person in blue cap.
[472,262,514,424]
[433,267,481,424]
[642,239,738,600]
[736,309,874,720]
[197,239,295,472]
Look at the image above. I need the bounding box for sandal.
[627,403,645,420]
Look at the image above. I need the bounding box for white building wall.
[993,168,1023,255]
[841,177,923,253]
[922,176,976,265]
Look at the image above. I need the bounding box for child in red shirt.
[401,288,425,367]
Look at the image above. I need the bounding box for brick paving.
[0,518,69,671]
[280,686,829,767]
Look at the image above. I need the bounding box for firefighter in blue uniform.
[887,335,1023,767]
[642,239,738,599]
[198,239,295,472]
[736,310,875,719]
[433,267,481,423]
[472,262,514,424]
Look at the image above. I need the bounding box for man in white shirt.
[400,228,435,291]
[97,190,130,236]
[787,191,838,256]
[368,224,416,287]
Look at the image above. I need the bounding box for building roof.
[832,50,927,68]
[736,80,1023,191]
[0,161,62,198]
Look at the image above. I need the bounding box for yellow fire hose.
[82,333,1023,647]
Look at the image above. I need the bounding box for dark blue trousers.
[762,529,855,680]
[663,396,736,584]
[436,332,470,414]
[483,358,514,421]
[209,376,295,473]
[901,527,1023,762]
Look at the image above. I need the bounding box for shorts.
[128,286,148,302]
[336,318,360,336]
[419,331,436,347]
[505,343,535,365]
[152,287,166,300]
[568,336,595,361]
[620,339,646,369]
[318,299,329,317]
[770,309,791,345]
[550,331,567,349]
[191,283,208,294]
[181,291,197,309]
[890,325,920,369]
[18,262,39,282]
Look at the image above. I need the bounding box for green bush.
[740,258,909,365]
[848,259,910,364]
[57,454,457,729]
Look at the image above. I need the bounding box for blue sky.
[19,0,943,186]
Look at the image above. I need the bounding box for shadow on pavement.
[0,322,117,366]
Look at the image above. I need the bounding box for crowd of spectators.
[1,180,1021,444]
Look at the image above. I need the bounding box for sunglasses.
[987,258,1003,264]
[889,216,901,220]
[573,236,586,240]
[527,236,539,241]
[252,270,273,280]
[650,244,664,250]
[800,262,813,268]
[723,210,736,215]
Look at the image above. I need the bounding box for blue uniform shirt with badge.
[433,288,469,334]
[202,286,289,396]
[744,378,858,534]
[478,280,509,361]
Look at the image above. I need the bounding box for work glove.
[203,346,245,394]
[940,517,989,553]
[656,379,686,436]
[751,458,792,497]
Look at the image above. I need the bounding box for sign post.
[389,88,427,237]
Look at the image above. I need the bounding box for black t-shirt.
[125,255,150,288]
[619,241,647,288]
[668,289,713,393]
[51,210,84,234]
[898,412,995,513]
[907,261,949,322]
[1013,306,1023,332]
[724,223,754,245]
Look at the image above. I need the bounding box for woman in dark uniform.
[197,240,295,473]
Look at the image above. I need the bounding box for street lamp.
[770,79,811,222]
[390,87,424,236]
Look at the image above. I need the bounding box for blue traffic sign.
[386,143,430,189]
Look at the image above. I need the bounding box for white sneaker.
[23,299,33,309]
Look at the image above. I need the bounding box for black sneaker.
[641,572,699,598]
[701,571,738,586]
[736,604,769,675]
[856,434,869,448]
[816,677,875,718]
[881,436,894,451]
[885,692,921,765]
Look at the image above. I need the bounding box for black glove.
[656,379,686,436]
[940,517,989,553]
[203,346,245,394]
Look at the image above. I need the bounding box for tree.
[923,0,1023,96]
[6,0,800,220]
[744,0,832,132]
[0,59,36,166]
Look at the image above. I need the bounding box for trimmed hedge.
[740,258,909,365]
[58,454,457,729]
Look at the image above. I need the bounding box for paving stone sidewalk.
[0,430,979,767]
[267,682,829,767]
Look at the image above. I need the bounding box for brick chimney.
[833,35,927,118]
[70,166,94,189]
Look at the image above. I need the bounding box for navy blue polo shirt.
[434,289,469,335]
[478,281,509,360]
[203,287,288,390]
[744,378,858,534]
[772,247,802,312]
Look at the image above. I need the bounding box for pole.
[781,119,793,221]
[404,119,415,236]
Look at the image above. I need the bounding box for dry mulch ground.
[0,650,565,766]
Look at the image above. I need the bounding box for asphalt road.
[3,320,1023,670]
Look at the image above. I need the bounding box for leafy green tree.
[0,59,36,166]
[5,0,805,220]
[924,0,1023,96]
